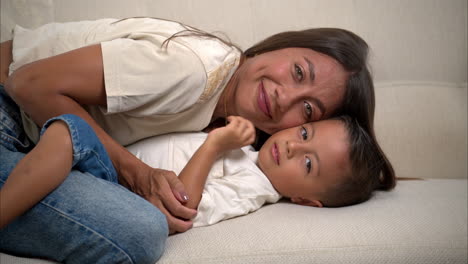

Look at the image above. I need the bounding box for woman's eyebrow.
[304,57,326,118]
[304,57,315,82]
[310,97,326,119]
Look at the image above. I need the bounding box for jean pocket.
[0,106,32,152]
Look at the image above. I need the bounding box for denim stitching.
[37,200,135,264]
[68,116,83,162]
[0,109,18,132]
[0,130,30,150]
[81,149,117,182]
[42,116,83,164]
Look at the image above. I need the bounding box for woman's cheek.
[279,114,304,130]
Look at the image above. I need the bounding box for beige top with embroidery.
[10,18,241,146]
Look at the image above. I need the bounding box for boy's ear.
[291,197,323,208]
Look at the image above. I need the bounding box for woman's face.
[231,47,348,135]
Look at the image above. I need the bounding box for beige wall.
[1,0,466,178]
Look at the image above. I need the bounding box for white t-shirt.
[10,18,241,145]
[127,132,281,227]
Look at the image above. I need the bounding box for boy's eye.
[295,64,304,81]
[305,156,312,173]
[300,126,308,140]
[304,101,313,120]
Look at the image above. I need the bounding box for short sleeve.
[193,171,281,227]
[100,37,207,115]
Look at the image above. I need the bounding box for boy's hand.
[207,116,256,154]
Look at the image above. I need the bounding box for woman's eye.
[300,126,308,140]
[305,157,312,173]
[295,64,304,81]
[304,101,313,120]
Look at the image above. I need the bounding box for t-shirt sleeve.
[100,37,207,115]
[193,171,281,227]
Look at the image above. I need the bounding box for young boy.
[0,115,395,228]
[129,115,395,227]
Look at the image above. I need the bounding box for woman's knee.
[0,171,169,264]
[116,206,169,264]
[41,114,118,182]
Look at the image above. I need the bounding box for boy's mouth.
[272,143,280,165]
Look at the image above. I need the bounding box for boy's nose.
[286,140,303,159]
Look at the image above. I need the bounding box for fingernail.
[180,192,189,201]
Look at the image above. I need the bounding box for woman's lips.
[272,143,280,165]
[257,81,272,118]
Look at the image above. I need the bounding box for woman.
[0,17,380,263]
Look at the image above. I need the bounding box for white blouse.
[10,17,241,145]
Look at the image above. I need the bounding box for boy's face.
[258,119,351,207]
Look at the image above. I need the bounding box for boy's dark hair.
[320,116,396,207]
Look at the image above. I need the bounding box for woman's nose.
[276,85,301,113]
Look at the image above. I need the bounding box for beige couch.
[1,0,466,263]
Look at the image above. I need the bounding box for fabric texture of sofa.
[1,0,466,263]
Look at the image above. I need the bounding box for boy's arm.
[178,116,256,209]
[0,122,72,228]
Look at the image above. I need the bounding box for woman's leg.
[0,84,32,153]
[0,87,168,263]
[1,113,118,228]
[0,150,168,264]
[0,120,74,228]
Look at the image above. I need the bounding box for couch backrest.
[1,0,466,178]
[375,82,467,179]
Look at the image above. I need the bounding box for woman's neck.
[212,58,243,121]
[212,55,245,122]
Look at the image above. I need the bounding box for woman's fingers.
[147,196,193,234]
[138,168,196,233]
[153,169,197,219]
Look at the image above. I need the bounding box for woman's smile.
[257,80,272,119]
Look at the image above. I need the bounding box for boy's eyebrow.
[312,151,321,177]
[309,124,321,177]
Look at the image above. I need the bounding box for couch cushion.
[2,179,467,263]
[157,179,467,264]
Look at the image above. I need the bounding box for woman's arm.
[178,116,256,209]
[4,43,196,233]
[0,40,12,85]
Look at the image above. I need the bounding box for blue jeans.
[0,85,168,263]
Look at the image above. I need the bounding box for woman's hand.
[117,158,197,234]
[207,116,256,154]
